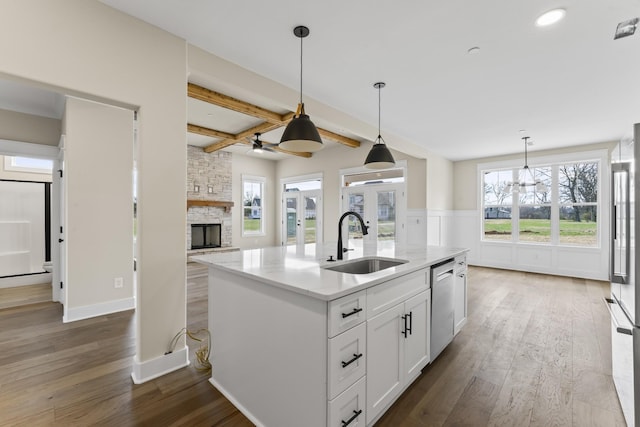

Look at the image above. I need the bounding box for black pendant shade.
[364,82,395,169]
[364,141,396,169]
[279,107,323,152]
[279,25,323,153]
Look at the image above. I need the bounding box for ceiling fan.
[247,133,278,154]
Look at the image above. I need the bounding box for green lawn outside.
[243,218,261,232]
[484,219,597,245]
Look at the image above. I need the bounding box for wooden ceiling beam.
[189,83,361,151]
[187,123,235,140]
[202,139,241,153]
[317,128,360,148]
[270,146,312,158]
[188,83,283,123]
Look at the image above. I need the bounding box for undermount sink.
[323,257,408,274]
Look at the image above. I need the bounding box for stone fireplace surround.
[186,146,234,255]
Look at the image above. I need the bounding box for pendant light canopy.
[279,25,323,153]
[364,82,396,169]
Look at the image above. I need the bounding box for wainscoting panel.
[449,210,608,281]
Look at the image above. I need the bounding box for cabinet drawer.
[328,322,366,399]
[328,376,366,427]
[328,290,366,338]
[454,255,467,272]
[366,268,429,319]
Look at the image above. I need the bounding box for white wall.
[0,108,61,146]
[63,97,134,321]
[0,0,187,381]
[232,153,278,248]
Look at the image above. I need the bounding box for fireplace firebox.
[191,223,222,249]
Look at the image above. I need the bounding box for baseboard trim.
[209,377,265,427]
[63,297,135,323]
[131,346,190,384]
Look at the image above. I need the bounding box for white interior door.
[282,190,322,245]
[342,183,405,246]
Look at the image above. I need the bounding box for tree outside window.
[483,169,513,241]
[558,162,598,245]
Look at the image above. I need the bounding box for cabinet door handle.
[341,409,363,427]
[401,314,408,338]
[408,311,413,335]
[341,307,363,318]
[458,273,465,278]
[341,353,363,368]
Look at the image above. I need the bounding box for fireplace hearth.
[190,224,221,250]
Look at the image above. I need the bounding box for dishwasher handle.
[435,271,453,282]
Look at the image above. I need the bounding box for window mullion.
[551,164,559,245]
[512,168,519,243]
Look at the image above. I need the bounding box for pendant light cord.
[299,33,303,106]
[377,84,382,142]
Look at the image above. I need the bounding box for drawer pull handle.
[341,353,363,368]
[458,273,465,278]
[341,307,363,318]
[341,409,363,427]
[402,314,408,337]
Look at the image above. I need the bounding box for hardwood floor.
[0,282,51,310]
[0,265,625,426]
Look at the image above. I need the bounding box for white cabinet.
[404,291,431,381]
[366,289,431,425]
[454,255,467,335]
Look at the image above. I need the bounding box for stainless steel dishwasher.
[430,259,456,361]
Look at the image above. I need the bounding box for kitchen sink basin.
[323,257,408,274]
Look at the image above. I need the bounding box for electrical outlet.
[114,277,124,288]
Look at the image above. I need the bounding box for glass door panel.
[303,195,318,244]
[377,190,396,241]
[284,195,298,245]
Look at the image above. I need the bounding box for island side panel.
[208,267,328,427]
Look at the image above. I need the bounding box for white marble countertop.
[191,241,468,301]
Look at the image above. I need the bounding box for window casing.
[482,159,600,247]
[242,175,265,236]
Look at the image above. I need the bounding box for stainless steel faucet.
[337,211,369,260]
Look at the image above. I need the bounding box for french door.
[341,183,405,246]
[282,190,322,245]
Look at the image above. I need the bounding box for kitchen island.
[192,242,468,427]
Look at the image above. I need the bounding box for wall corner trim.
[63,297,135,323]
[131,347,190,384]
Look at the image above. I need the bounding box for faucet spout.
[337,211,369,260]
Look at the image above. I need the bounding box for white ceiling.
[2,1,639,162]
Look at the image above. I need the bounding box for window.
[481,159,600,247]
[4,156,53,174]
[483,169,513,241]
[518,166,552,243]
[558,162,598,246]
[242,175,265,236]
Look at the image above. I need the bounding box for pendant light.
[279,25,323,152]
[364,82,396,169]
[507,136,547,193]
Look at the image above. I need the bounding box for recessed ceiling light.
[519,129,527,134]
[536,8,566,27]
[467,46,480,54]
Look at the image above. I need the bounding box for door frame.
[339,161,407,246]
[280,173,323,246]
